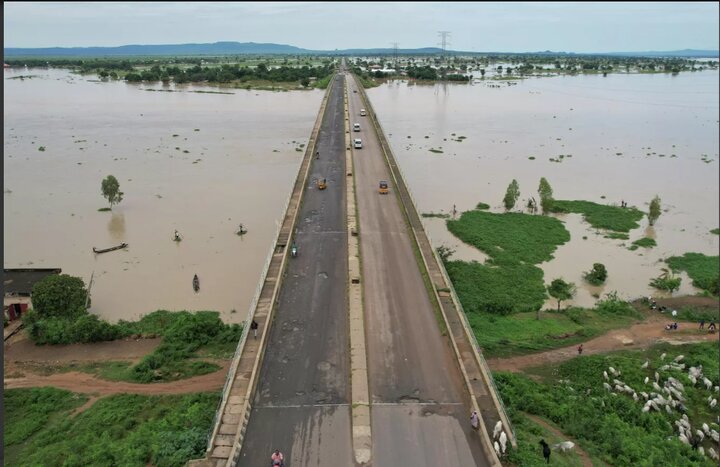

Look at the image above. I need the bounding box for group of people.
[620,200,628,208]
[665,322,679,331]
[699,320,717,332]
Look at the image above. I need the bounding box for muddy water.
[368,71,719,308]
[4,68,323,323]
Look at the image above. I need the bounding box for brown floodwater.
[368,71,719,308]
[4,68,323,323]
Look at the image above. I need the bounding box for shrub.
[31,274,87,319]
[584,263,608,285]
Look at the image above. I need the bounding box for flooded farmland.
[368,71,719,308]
[4,68,323,323]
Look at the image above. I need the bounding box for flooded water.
[368,71,719,308]
[4,68,323,323]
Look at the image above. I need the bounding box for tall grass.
[4,388,220,467]
[552,200,644,232]
[666,252,720,295]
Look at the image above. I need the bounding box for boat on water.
[193,274,200,292]
[92,243,128,254]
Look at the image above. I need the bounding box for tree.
[547,278,576,311]
[31,274,88,318]
[538,177,554,214]
[584,263,608,285]
[648,195,661,226]
[503,179,520,211]
[101,175,123,208]
[300,77,310,88]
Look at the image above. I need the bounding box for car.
[360,109,367,116]
[379,180,389,194]
[353,138,362,149]
[353,123,361,132]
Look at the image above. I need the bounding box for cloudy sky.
[4,2,719,52]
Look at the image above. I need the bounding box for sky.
[4,2,719,52]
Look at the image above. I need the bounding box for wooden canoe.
[92,243,128,254]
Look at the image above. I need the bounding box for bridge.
[191,67,513,466]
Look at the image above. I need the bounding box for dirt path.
[524,413,594,467]
[4,334,162,363]
[3,361,230,396]
[488,315,719,372]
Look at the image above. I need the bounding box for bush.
[666,253,719,296]
[584,263,608,285]
[31,274,87,319]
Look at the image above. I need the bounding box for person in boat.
[174,230,181,241]
[193,274,199,290]
[237,223,246,234]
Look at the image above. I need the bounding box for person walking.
[470,410,479,430]
[700,320,705,330]
[578,344,583,355]
[251,319,258,339]
[316,150,320,159]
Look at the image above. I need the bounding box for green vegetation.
[649,268,682,292]
[631,237,657,249]
[710,228,720,235]
[447,211,570,267]
[552,200,644,232]
[467,293,641,357]
[475,202,490,210]
[4,387,220,467]
[101,174,123,209]
[503,179,520,211]
[666,253,720,295]
[31,274,88,319]
[547,278,576,312]
[537,177,554,214]
[445,210,570,315]
[38,146,46,152]
[604,232,630,240]
[421,212,451,219]
[496,342,719,466]
[97,207,111,212]
[429,148,443,153]
[584,263,608,285]
[648,195,662,226]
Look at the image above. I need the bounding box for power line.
[390,42,399,70]
[437,31,451,58]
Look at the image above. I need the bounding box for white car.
[360,109,367,116]
[353,138,362,149]
[353,123,361,132]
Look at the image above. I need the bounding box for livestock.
[710,399,718,409]
[608,366,618,376]
[603,371,609,381]
[641,360,649,369]
[678,433,690,445]
[493,420,503,440]
[494,441,501,458]
[539,439,551,464]
[603,382,612,392]
[660,352,667,361]
[709,447,719,461]
[644,376,649,385]
[655,372,660,382]
[499,431,508,454]
[703,377,713,390]
[552,441,575,452]
[674,355,684,363]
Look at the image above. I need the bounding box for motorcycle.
[291,244,298,258]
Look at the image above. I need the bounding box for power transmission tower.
[391,42,399,72]
[437,31,451,59]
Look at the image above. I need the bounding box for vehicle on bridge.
[317,177,327,190]
[353,123,361,132]
[379,180,389,194]
[353,138,362,149]
[360,108,367,116]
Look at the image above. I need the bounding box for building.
[3,268,61,322]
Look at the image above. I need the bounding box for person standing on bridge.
[316,150,320,159]
[470,410,479,430]
[251,319,258,339]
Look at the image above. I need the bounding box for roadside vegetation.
[23,274,242,382]
[497,342,719,466]
[666,253,720,295]
[4,387,219,466]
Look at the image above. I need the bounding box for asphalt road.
[347,77,489,466]
[237,74,353,466]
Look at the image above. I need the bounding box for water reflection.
[107,212,125,240]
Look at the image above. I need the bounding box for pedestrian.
[578,344,583,355]
[470,410,479,430]
[316,150,320,159]
[251,319,258,339]
[700,320,705,330]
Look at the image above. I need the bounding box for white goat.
[703,377,713,390]
[674,355,684,363]
[603,371,609,381]
[493,420,503,440]
[660,352,667,361]
[644,376,649,385]
[494,441,501,458]
[710,399,717,409]
[709,447,719,461]
[499,431,507,454]
[641,360,649,369]
[552,441,575,452]
[609,366,618,376]
[678,433,690,445]
[603,382,612,392]
[655,372,660,382]
[695,429,705,442]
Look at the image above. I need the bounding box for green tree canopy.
[538,177,554,214]
[503,179,521,211]
[584,263,608,285]
[31,274,87,318]
[648,195,661,226]
[101,175,124,208]
[547,278,576,311]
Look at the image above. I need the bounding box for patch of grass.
[496,342,719,467]
[631,237,657,249]
[38,146,46,152]
[429,148,444,154]
[604,232,629,240]
[666,253,719,295]
[4,389,220,467]
[552,200,644,232]
[421,212,451,219]
[475,202,490,210]
[710,228,720,235]
[97,207,111,212]
[447,211,570,266]
[471,295,641,357]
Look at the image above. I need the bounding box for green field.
[552,200,645,232]
[666,253,719,295]
[4,388,219,466]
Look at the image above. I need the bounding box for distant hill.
[3,42,718,58]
